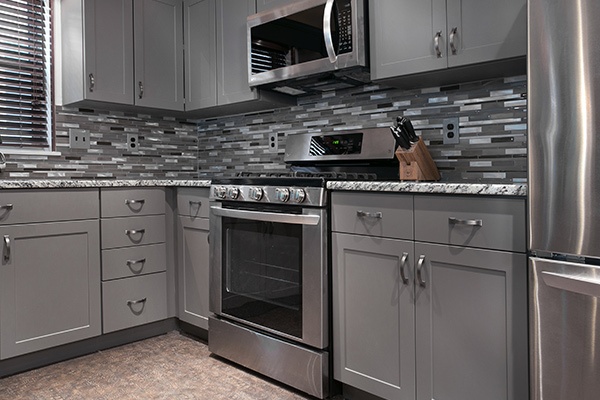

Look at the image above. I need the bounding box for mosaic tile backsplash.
[0,75,527,183]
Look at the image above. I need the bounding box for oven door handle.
[210,206,321,226]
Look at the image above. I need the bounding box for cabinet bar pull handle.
[356,210,383,219]
[127,298,147,306]
[125,199,146,205]
[434,31,443,58]
[138,81,144,99]
[125,229,145,236]
[448,217,483,227]
[417,255,426,287]
[3,235,10,263]
[0,203,13,210]
[400,252,409,285]
[89,73,95,92]
[449,27,458,55]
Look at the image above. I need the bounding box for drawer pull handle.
[189,200,202,206]
[356,210,383,219]
[127,297,147,315]
[127,298,147,306]
[3,235,10,263]
[417,255,426,287]
[400,252,409,285]
[125,199,146,206]
[126,258,146,273]
[448,217,482,227]
[125,229,145,236]
[0,204,13,211]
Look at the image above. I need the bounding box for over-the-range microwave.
[247,0,368,95]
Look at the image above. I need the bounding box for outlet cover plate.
[69,129,90,149]
[268,133,278,153]
[127,133,139,152]
[443,117,460,145]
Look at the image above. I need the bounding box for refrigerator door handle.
[542,271,600,298]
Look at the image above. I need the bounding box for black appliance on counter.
[208,128,397,399]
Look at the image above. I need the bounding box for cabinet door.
[369,0,447,80]
[0,220,101,359]
[414,243,528,400]
[333,233,415,400]
[134,0,184,110]
[446,0,526,67]
[177,216,210,329]
[184,0,217,110]
[215,0,257,105]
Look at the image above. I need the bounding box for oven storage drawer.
[177,188,209,218]
[102,272,168,333]
[414,195,526,252]
[101,215,166,249]
[102,243,167,280]
[331,192,414,240]
[101,188,165,218]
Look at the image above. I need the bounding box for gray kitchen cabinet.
[255,0,295,12]
[332,232,416,400]
[0,191,101,360]
[369,0,526,81]
[176,188,210,330]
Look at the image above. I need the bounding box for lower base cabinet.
[0,220,101,360]
[333,235,528,400]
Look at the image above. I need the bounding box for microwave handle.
[323,0,337,63]
[210,206,321,226]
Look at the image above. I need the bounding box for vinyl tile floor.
[0,331,314,400]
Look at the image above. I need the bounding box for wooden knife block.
[395,138,441,181]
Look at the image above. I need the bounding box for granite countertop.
[0,179,212,189]
[327,181,527,197]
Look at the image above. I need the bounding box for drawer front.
[101,215,166,249]
[101,188,165,218]
[102,243,167,280]
[177,188,209,218]
[102,272,168,333]
[331,192,414,240]
[0,189,99,225]
[414,195,526,252]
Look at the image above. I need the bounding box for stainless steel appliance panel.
[528,0,600,257]
[530,257,600,400]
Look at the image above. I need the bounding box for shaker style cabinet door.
[333,232,416,400]
[133,0,184,110]
[0,220,101,360]
[414,242,528,400]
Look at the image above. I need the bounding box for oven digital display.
[309,133,363,156]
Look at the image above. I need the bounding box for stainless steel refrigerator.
[528,0,600,399]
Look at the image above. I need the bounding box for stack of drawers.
[100,188,168,333]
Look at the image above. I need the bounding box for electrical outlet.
[69,129,90,149]
[127,133,139,152]
[442,117,460,145]
[268,133,278,153]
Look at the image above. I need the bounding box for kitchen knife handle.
[89,73,95,92]
[434,31,443,58]
[449,217,483,227]
[417,255,426,287]
[3,235,10,263]
[449,27,458,55]
[356,210,383,219]
[400,252,409,285]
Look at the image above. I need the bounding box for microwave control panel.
[337,0,352,54]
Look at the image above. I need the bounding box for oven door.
[209,202,328,350]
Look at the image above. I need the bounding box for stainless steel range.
[208,128,397,399]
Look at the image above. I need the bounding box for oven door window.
[222,216,302,338]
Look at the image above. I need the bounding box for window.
[0,0,52,150]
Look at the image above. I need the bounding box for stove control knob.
[275,188,290,203]
[213,186,226,199]
[290,188,306,203]
[227,187,240,200]
[249,187,264,201]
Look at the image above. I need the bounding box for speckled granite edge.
[327,181,527,196]
[0,179,212,189]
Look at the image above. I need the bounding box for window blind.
[0,0,51,149]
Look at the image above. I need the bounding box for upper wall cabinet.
[369,0,526,81]
[62,0,184,111]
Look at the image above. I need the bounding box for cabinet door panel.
[177,216,210,329]
[333,233,415,400]
[0,221,101,359]
[446,0,526,67]
[84,0,134,103]
[134,0,184,110]
[369,0,447,80]
[414,243,528,400]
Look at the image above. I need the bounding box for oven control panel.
[210,185,324,207]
